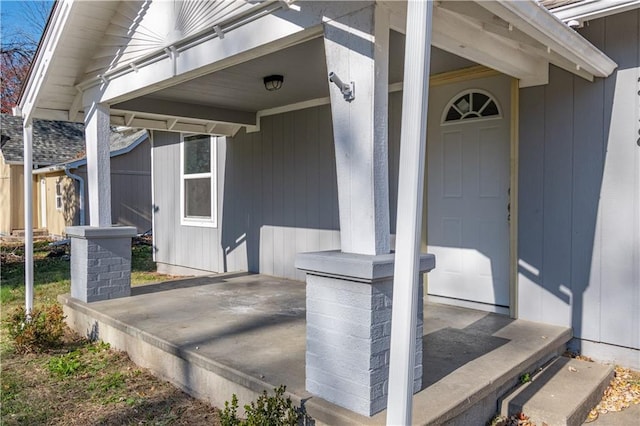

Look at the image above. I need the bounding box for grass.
[0,238,221,425]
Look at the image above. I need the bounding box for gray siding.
[152,131,225,273]
[518,11,640,351]
[152,106,341,280]
[78,139,152,233]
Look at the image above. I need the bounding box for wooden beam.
[112,97,256,125]
[477,0,616,77]
[385,1,549,86]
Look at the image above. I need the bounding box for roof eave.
[551,0,640,25]
[51,130,149,171]
[479,0,617,78]
[16,0,73,122]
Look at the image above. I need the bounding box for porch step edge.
[499,357,614,426]
[432,326,573,425]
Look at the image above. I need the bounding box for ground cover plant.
[1,238,221,425]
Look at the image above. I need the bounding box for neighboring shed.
[0,114,85,236]
[33,128,151,236]
[1,114,150,237]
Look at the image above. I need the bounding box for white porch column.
[84,101,112,226]
[323,4,391,255]
[297,5,435,416]
[387,1,434,425]
[23,121,34,314]
[70,101,135,303]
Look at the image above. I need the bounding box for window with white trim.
[55,181,63,210]
[442,89,501,124]
[180,134,217,227]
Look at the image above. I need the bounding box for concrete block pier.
[296,250,435,416]
[67,226,137,303]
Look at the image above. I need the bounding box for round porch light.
[263,75,284,91]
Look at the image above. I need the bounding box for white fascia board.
[552,0,640,24]
[478,0,617,78]
[17,0,75,121]
[32,164,65,175]
[32,108,75,122]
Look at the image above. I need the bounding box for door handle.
[507,187,511,223]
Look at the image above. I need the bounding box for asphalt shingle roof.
[1,114,85,166]
[0,114,147,166]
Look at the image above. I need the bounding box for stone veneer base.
[67,226,137,303]
[296,250,435,416]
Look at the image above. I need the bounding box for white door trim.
[40,177,47,229]
[424,73,514,315]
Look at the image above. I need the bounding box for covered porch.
[60,273,572,425]
[18,0,619,421]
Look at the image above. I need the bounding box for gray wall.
[152,131,226,273]
[152,106,341,280]
[78,138,152,233]
[518,11,639,352]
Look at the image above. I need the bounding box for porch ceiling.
[18,0,616,136]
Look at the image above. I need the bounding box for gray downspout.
[64,166,85,226]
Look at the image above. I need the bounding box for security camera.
[328,72,355,102]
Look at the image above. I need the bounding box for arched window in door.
[442,89,501,124]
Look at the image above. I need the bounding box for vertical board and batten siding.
[153,131,225,273]
[152,106,341,281]
[77,139,152,233]
[518,11,640,352]
[44,172,77,237]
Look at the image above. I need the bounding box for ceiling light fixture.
[263,74,284,91]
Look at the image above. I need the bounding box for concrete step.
[500,357,614,426]
[11,228,49,237]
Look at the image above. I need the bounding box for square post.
[387,1,434,424]
[323,4,391,255]
[23,120,34,313]
[84,101,112,226]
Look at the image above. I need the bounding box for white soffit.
[549,0,640,25]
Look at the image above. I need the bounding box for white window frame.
[180,134,217,228]
[55,180,63,211]
[441,89,502,126]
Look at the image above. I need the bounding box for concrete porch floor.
[60,273,572,425]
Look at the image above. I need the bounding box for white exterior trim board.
[477,0,617,77]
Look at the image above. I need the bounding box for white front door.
[40,177,47,229]
[427,75,511,312]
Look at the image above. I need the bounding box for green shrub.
[221,385,303,426]
[221,394,240,426]
[5,304,66,353]
[48,351,83,377]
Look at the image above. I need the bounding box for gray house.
[14,0,639,420]
[151,1,640,370]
